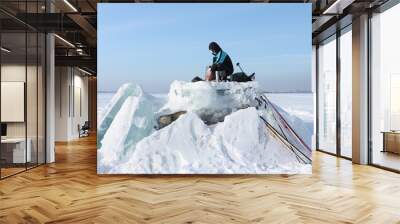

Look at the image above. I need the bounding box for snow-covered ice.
[160,80,261,124]
[97,83,163,173]
[97,81,312,174]
[265,93,314,148]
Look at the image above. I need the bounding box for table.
[1,138,31,163]
[382,131,400,154]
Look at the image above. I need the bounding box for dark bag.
[230,72,255,82]
[191,76,203,82]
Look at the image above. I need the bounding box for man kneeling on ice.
[192,42,233,82]
[192,42,255,82]
[206,42,234,81]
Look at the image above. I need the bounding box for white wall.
[1,65,40,137]
[55,66,69,141]
[55,67,89,141]
[1,82,25,122]
[1,65,26,133]
[1,63,47,163]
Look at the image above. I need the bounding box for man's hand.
[205,67,215,81]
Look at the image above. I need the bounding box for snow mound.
[110,107,310,174]
[97,83,163,173]
[97,83,141,146]
[98,81,312,174]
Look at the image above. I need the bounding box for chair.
[79,121,90,138]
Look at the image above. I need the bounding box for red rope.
[263,96,312,153]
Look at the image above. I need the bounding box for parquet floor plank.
[0,135,399,223]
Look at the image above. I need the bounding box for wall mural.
[97,3,313,174]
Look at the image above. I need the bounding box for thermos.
[216,71,221,82]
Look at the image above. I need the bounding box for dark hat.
[209,42,221,52]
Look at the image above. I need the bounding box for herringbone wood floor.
[1,135,400,224]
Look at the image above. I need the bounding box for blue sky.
[98,3,311,93]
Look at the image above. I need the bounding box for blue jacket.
[211,50,234,76]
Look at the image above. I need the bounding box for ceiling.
[0,0,393,74]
